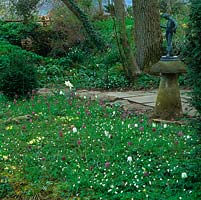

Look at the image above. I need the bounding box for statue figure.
[161,13,177,57]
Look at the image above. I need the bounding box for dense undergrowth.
[0,16,190,95]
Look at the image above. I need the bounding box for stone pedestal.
[151,57,186,119]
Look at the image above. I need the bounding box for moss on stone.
[151,60,186,74]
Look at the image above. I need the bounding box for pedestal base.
[154,74,182,119]
[150,58,186,120]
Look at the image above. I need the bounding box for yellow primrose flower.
[3,155,8,160]
[28,139,36,144]
[28,136,44,144]
[11,166,16,170]
[182,23,188,28]
[6,125,13,130]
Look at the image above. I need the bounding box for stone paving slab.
[76,89,196,116]
[144,102,156,107]
[182,103,197,116]
[102,91,155,98]
[124,95,156,104]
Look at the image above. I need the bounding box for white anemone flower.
[104,130,109,137]
[152,123,156,128]
[127,156,133,163]
[59,90,64,95]
[72,127,78,133]
[181,172,187,179]
[65,81,74,90]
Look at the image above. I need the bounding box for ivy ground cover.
[0,92,200,199]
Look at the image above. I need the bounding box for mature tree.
[76,0,93,14]
[10,0,40,22]
[61,0,107,51]
[133,0,162,72]
[0,1,7,19]
[114,0,140,79]
[97,0,104,15]
[159,0,187,15]
[166,0,172,14]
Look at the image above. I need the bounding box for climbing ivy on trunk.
[61,0,108,51]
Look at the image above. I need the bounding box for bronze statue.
[161,13,177,57]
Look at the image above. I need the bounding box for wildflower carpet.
[0,90,200,199]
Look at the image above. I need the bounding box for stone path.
[77,89,196,117]
[37,88,196,117]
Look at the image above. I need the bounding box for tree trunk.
[133,0,162,72]
[114,0,141,79]
[167,0,172,14]
[98,0,103,15]
[61,0,107,51]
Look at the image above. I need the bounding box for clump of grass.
[0,91,200,199]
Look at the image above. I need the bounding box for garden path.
[76,89,196,117]
[37,88,196,117]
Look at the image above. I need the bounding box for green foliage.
[69,64,130,89]
[95,17,134,45]
[133,73,160,90]
[0,40,42,62]
[0,41,40,98]
[0,21,39,46]
[37,46,130,89]
[48,6,86,58]
[159,0,190,15]
[76,0,93,13]
[67,46,86,64]
[0,176,13,199]
[62,0,108,51]
[10,0,40,22]
[183,0,201,118]
[0,94,200,199]
[0,22,54,56]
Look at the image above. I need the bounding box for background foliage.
[0,40,40,98]
[183,0,201,118]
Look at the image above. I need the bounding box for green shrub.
[0,40,42,61]
[184,0,201,118]
[133,73,160,90]
[0,22,54,56]
[0,176,13,199]
[66,46,86,65]
[0,21,39,46]
[0,43,39,98]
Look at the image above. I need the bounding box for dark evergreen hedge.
[184,0,201,118]
[0,41,39,99]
